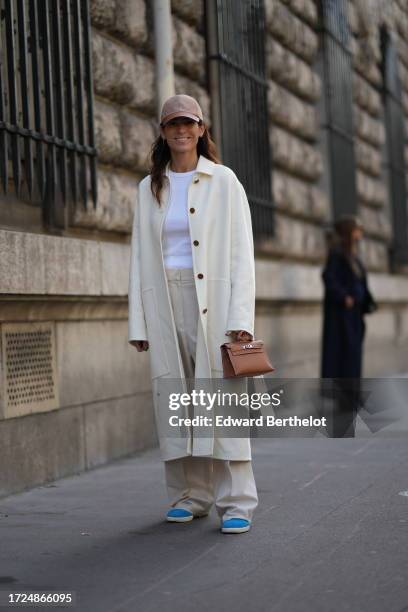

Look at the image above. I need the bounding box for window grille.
[207,0,273,238]
[0,0,97,230]
[319,0,357,219]
[380,26,408,266]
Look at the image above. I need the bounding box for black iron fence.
[0,0,97,230]
[207,0,274,239]
[319,0,357,219]
[380,26,408,266]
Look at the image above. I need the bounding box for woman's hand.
[228,330,253,342]
[130,340,149,352]
[345,295,355,309]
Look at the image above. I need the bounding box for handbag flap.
[221,341,265,356]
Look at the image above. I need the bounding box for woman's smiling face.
[160,117,205,155]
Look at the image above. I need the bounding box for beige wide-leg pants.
[164,267,258,522]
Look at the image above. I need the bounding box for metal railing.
[207,0,274,239]
[319,0,357,219]
[380,26,408,266]
[0,0,97,230]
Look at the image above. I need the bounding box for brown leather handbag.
[220,340,275,378]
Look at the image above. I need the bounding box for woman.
[320,215,377,436]
[128,94,258,534]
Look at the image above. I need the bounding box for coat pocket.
[142,287,171,378]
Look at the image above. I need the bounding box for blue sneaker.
[221,518,251,533]
[166,508,194,522]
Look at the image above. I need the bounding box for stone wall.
[261,0,408,273]
[348,0,407,272]
[262,0,328,262]
[2,0,406,271]
[75,0,209,234]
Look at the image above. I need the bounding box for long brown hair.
[334,215,363,254]
[149,122,220,205]
[332,215,364,278]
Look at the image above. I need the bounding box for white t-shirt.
[162,169,195,268]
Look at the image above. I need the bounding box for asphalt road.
[0,436,407,612]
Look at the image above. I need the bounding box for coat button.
[189,207,195,213]
[197,273,204,279]
[193,240,199,246]
[202,308,207,314]
[193,177,199,184]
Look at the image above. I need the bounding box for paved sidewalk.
[0,437,408,612]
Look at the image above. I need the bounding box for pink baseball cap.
[160,94,203,126]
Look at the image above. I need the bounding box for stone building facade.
[1,0,408,497]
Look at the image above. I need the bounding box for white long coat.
[128,155,256,461]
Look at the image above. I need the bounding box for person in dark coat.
[320,215,377,437]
